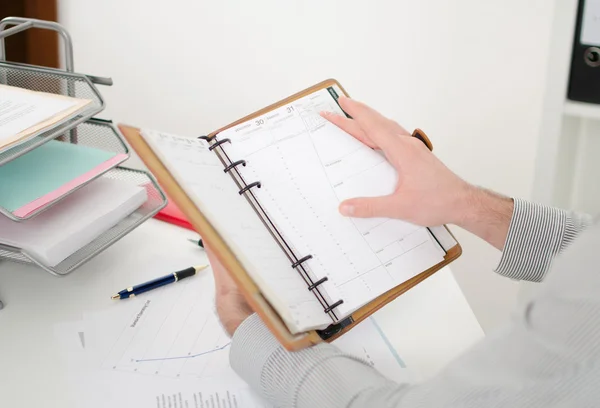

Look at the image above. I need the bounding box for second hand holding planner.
[111,265,208,300]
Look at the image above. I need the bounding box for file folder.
[568,0,600,103]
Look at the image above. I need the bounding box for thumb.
[339,196,393,218]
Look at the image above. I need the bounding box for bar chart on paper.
[101,274,234,380]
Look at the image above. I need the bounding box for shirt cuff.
[494,198,573,282]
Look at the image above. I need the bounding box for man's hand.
[322,96,514,250]
[205,244,253,336]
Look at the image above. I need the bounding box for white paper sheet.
[0,177,147,266]
[53,271,412,407]
[0,84,86,149]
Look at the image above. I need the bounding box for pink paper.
[13,153,128,218]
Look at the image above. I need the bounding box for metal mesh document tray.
[0,17,167,278]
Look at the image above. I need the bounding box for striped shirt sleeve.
[494,198,594,282]
[230,314,396,407]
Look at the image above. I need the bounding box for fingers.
[337,96,407,151]
[339,196,394,218]
[204,243,218,267]
[204,244,236,289]
[320,111,377,149]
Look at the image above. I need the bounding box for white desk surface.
[0,219,484,406]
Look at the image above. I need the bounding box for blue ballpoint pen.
[111,265,208,300]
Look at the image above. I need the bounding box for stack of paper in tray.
[0,177,147,266]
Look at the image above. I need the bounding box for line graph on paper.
[100,275,234,380]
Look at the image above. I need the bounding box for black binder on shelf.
[568,0,600,103]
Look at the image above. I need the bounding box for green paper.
[0,141,118,212]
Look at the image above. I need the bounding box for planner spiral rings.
[198,133,345,321]
[223,160,247,173]
[238,181,262,195]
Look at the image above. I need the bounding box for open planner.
[119,79,461,350]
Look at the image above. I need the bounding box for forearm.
[455,187,514,251]
[230,315,399,407]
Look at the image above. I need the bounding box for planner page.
[140,130,331,333]
[218,86,445,318]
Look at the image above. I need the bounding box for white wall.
[57,0,556,331]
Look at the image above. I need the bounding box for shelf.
[0,167,167,276]
[0,119,129,222]
[0,62,105,166]
[563,100,600,120]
